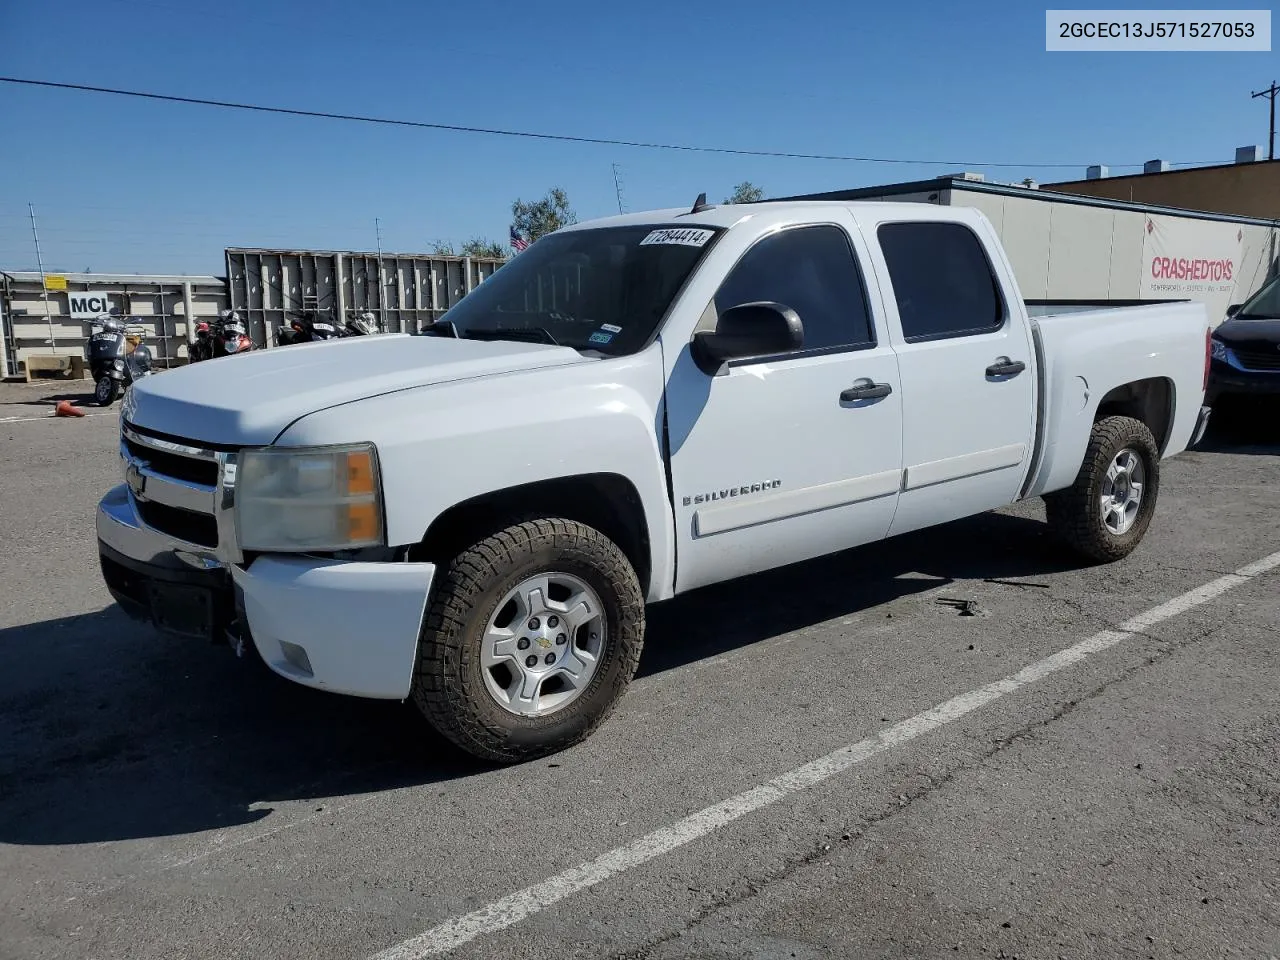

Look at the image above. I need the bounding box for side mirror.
[690,301,804,375]
[1225,303,1242,318]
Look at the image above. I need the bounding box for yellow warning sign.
[43,274,67,291]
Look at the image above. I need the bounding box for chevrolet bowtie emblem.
[125,460,148,500]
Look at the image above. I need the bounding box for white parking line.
[0,412,116,423]
[369,548,1280,960]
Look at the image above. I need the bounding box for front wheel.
[412,518,645,763]
[93,375,118,407]
[1044,415,1160,564]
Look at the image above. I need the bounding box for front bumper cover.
[96,482,436,700]
[1206,364,1280,403]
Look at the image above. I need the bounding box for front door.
[663,217,904,594]
[865,215,1037,538]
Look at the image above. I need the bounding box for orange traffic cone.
[55,399,86,418]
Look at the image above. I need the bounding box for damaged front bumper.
[96,472,436,701]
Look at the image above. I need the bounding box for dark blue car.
[1207,274,1280,407]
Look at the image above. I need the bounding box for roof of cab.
[558,199,975,234]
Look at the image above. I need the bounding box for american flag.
[510,226,529,253]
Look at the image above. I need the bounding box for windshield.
[1237,274,1280,319]
[436,223,723,354]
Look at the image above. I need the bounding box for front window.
[1237,274,1280,320]
[436,224,723,355]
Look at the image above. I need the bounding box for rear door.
[860,213,1037,538]
[663,213,904,594]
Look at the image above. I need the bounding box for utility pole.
[611,163,627,215]
[1253,81,1278,160]
[375,217,387,333]
[28,203,56,352]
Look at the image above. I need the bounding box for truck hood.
[1215,316,1280,345]
[123,334,588,446]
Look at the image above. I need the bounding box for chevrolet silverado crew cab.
[97,197,1213,763]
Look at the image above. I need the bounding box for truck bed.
[1021,300,1209,500]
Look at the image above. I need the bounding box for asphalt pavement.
[1,378,1278,960]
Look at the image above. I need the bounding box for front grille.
[1233,347,1280,371]
[123,436,218,486]
[136,500,219,548]
[121,423,227,550]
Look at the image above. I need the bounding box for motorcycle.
[190,320,214,362]
[275,310,345,346]
[86,313,154,406]
[343,311,378,337]
[213,310,254,357]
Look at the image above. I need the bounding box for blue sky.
[0,0,1274,275]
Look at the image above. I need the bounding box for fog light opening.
[280,640,314,677]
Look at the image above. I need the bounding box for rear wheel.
[412,518,645,763]
[1045,415,1160,563]
[93,375,118,407]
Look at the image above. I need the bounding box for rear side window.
[713,224,875,352]
[877,221,1005,341]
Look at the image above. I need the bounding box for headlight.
[1210,338,1229,363]
[235,443,384,552]
[113,358,124,370]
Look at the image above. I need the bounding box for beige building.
[1042,154,1280,221]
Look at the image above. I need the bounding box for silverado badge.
[683,480,781,507]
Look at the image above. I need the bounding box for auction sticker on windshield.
[640,228,715,247]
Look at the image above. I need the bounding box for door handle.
[840,379,893,402]
[985,356,1026,378]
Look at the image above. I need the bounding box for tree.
[427,239,455,256]
[511,187,577,245]
[725,181,764,204]
[461,237,507,259]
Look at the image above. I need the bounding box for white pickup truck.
[97,198,1213,762]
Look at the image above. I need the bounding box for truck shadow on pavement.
[0,507,1081,847]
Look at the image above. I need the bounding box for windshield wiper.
[463,326,561,346]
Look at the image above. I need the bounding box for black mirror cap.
[1226,303,1242,318]
[690,301,804,375]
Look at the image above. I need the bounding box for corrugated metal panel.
[225,248,507,347]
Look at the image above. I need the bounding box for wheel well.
[1094,377,1174,454]
[410,474,652,594]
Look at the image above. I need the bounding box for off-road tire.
[1045,414,1160,564]
[412,518,645,763]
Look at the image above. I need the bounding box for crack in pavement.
[605,617,1229,960]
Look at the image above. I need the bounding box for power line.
[0,75,1221,171]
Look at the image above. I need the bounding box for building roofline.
[768,176,1280,228]
[1,270,226,285]
[1042,157,1280,186]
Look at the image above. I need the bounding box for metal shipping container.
[777,176,1279,323]
[0,271,228,379]
[224,248,508,348]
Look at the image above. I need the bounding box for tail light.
[1203,326,1211,392]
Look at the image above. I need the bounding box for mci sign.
[68,293,115,319]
